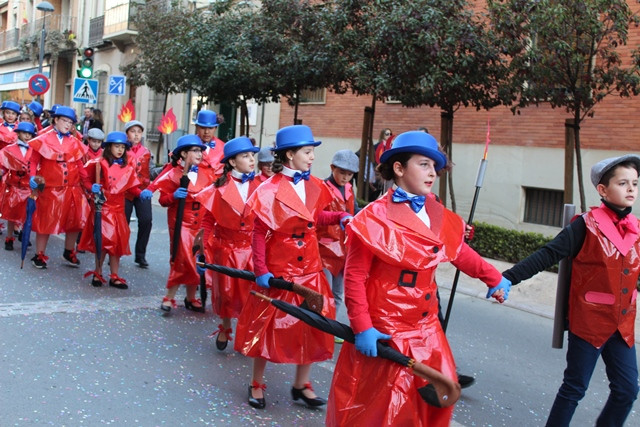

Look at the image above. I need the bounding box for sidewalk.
[436,258,640,344]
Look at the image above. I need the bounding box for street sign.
[108,75,126,96]
[28,73,50,96]
[73,78,99,104]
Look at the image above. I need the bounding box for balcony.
[20,15,77,39]
[103,0,143,50]
[89,15,107,48]
[0,28,20,52]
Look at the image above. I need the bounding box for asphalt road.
[0,204,638,426]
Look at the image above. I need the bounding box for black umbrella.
[20,176,44,269]
[251,290,461,408]
[93,162,106,265]
[171,162,191,262]
[196,261,324,313]
[192,229,207,311]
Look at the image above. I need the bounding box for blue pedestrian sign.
[73,78,99,104]
[108,75,126,96]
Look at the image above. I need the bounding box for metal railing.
[0,15,77,54]
[89,15,105,47]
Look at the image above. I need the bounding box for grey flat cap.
[124,120,144,132]
[590,154,640,187]
[331,149,359,173]
[257,147,274,163]
[87,128,105,140]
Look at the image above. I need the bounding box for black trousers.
[125,196,152,261]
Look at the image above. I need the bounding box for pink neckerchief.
[591,203,639,256]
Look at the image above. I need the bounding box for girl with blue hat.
[194,109,226,178]
[0,101,21,150]
[148,134,215,314]
[195,136,259,351]
[234,125,352,409]
[27,105,90,269]
[78,131,153,289]
[326,131,510,426]
[0,121,37,250]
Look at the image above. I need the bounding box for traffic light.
[77,47,94,78]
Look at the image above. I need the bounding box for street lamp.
[36,1,55,75]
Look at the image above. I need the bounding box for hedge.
[469,222,557,271]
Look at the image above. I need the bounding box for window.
[299,88,325,104]
[523,187,564,227]
[385,96,401,104]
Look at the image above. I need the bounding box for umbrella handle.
[410,361,461,408]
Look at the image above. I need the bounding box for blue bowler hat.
[222,136,259,163]
[273,125,321,152]
[28,100,43,117]
[194,110,219,128]
[48,104,61,114]
[379,131,446,171]
[2,101,20,114]
[13,121,36,136]
[53,106,78,123]
[102,131,131,148]
[174,134,206,155]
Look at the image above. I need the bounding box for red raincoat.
[234,173,337,364]
[568,206,640,348]
[197,176,258,318]
[0,143,32,225]
[78,158,141,256]
[326,192,502,427]
[255,173,270,184]
[126,143,151,199]
[0,123,18,150]
[154,164,216,288]
[200,137,225,177]
[28,131,89,234]
[317,180,355,275]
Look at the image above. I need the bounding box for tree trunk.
[293,88,300,124]
[573,111,586,213]
[439,111,456,211]
[563,119,575,206]
[239,100,249,136]
[357,104,374,200]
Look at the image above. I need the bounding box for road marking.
[0,295,165,317]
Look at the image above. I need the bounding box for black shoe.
[458,373,475,389]
[31,252,47,269]
[5,238,14,251]
[184,298,205,313]
[135,257,149,268]
[108,276,128,290]
[291,383,326,407]
[248,382,266,409]
[91,275,104,287]
[214,325,231,351]
[62,249,80,267]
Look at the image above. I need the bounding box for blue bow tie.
[3,122,15,128]
[17,141,29,149]
[292,170,310,185]
[392,187,426,213]
[207,141,215,149]
[241,172,255,183]
[189,165,198,173]
[113,158,124,165]
[56,130,71,138]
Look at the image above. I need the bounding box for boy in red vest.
[502,154,640,427]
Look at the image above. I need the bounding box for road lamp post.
[36,1,55,75]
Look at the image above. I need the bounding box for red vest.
[569,208,640,348]
[317,180,355,275]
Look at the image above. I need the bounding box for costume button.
[623,268,630,275]
[622,288,629,294]
[240,222,245,227]
[307,222,313,228]
[433,246,439,253]
[622,309,627,315]
[297,256,303,261]
[425,293,431,301]
[297,241,303,247]
[422,311,428,317]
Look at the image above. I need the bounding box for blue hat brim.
[102,141,132,149]
[194,121,219,128]
[14,127,36,136]
[271,141,321,151]
[379,145,446,171]
[221,146,259,164]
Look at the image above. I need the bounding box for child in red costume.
[151,134,215,313]
[83,128,104,162]
[255,147,275,183]
[28,106,90,269]
[326,131,510,426]
[0,101,20,150]
[194,109,225,178]
[79,131,152,289]
[0,122,37,250]
[196,136,259,351]
[123,120,153,269]
[235,125,352,410]
[502,155,640,427]
[317,150,360,327]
